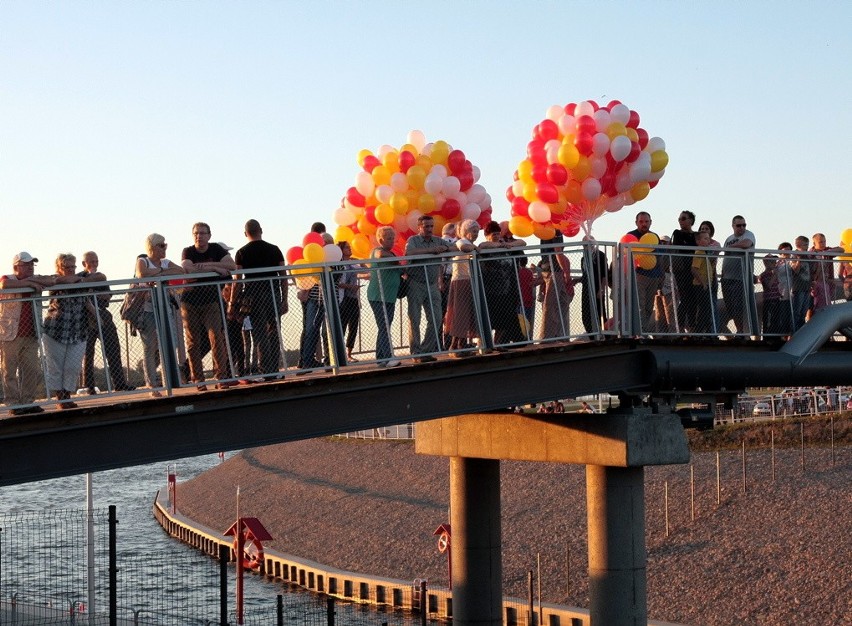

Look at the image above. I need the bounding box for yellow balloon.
[431,215,447,234]
[565,181,583,204]
[407,165,427,191]
[335,225,355,243]
[400,143,419,156]
[637,255,657,271]
[557,143,580,169]
[522,182,538,203]
[431,146,449,166]
[650,150,669,173]
[533,223,556,240]
[418,193,436,214]
[509,215,535,238]
[550,200,566,216]
[302,243,325,264]
[383,152,400,174]
[416,154,433,170]
[606,122,627,139]
[432,140,450,153]
[389,193,409,215]
[357,149,373,167]
[375,203,395,225]
[625,128,639,142]
[840,228,852,245]
[351,234,372,259]
[630,182,650,201]
[357,217,377,237]
[518,159,534,183]
[371,165,391,186]
[572,156,591,182]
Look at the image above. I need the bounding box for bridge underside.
[1,338,850,486]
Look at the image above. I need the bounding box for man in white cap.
[0,252,60,414]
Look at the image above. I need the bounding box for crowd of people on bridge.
[2,211,850,415]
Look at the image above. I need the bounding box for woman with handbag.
[134,234,185,396]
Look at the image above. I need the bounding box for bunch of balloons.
[332,131,493,258]
[285,231,342,287]
[506,100,668,240]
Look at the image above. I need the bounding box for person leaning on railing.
[0,251,59,415]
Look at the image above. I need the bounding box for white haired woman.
[42,253,100,409]
[443,219,480,356]
[134,234,185,396]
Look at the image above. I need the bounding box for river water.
[0,453,410,625]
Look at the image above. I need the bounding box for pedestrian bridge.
[1,241,850,486]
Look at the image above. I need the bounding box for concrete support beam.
[416,410,689,467]
[587,465,647,625]
[449,457,502,626]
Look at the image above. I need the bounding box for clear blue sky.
[3,1,851,278]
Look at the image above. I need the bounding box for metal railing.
[1,242,849,412]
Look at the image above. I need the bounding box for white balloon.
[623,191,637,206]
[546,143,560,165]
[431,164,448,178]
[442,176,461,197]
[528,201,551,223]
[472,165,481,182]
[406,209,424,231]
[574,101,595,118]
[610,104,630,125]
[605,194,626,213]
[648,168,666,182]
[343,198,359,214]
[546,104,564,122]
[334,207,356,226]
[581,178,602,201]
[593,109,611,132]
[615,170,633,194]
[393,214,408,233]
[511,179,524,198]
[390,172,409,193]
[462,203,482,220]
[468,183,487,204]
[482,193,492,209]
[610,135,632,162]
[407,130,426,152]
[589,156,607,179]
[375,184,393,204]
[630,155,652,184]
[455,191,468,206]
[647,137,666,153]
[355,171,375,197]
[323,244,343,263]
[558,114,576,136]
[592,132,611,157]
[433,192,446,209]
[377,144,396,159]
[424,176,443,196]
[421,142,434,156]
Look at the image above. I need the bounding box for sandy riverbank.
[176,431,851,626]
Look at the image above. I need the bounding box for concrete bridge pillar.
[586,464,647,625]
[449,456,502,626]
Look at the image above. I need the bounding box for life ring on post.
[233,531,264,570]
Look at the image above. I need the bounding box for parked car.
[752,402,772,417]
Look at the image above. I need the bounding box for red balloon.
[512,196,530,216]
[346,186,366,208]
[626,141,642,163]
[476,211,492,228]
[576,115,596,135]
[531,164,548,183]
[636,128,649,149]
[506,185,516,202]
[537,119,559,141]
[365,205,378,225]
[546,163,568,186]
[536,181,559,204]
[564,103,577,116]
[302,232,324,247]
[399,150,416,173]
[620,233,639,244]
[527,139,546,164]
[606,100,622,110]
[564,223,581,238]
[363,155,381,173]
[586,100,599,112]
[649,180,659,189]
[286,246,304,264]
[575,132,594,157]
[600,172,616,196]
[457,170,474,191]
[447,149,466,174]
[441,198,461,220]
[627,110,641,129]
